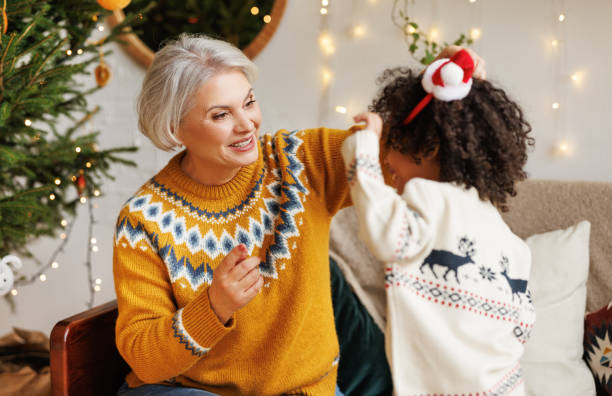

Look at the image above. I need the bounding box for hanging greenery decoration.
[393,0,473,65]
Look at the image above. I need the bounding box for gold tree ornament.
[94,51,112,87]
[97,0,132,11]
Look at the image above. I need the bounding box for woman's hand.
[354,112,383,140]
[208,244,263,325]
[436,45,486,79]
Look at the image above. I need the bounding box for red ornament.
[77,174,86,196]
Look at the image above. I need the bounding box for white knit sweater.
[341,129,536,396]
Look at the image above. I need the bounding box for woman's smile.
[229,134,256,151]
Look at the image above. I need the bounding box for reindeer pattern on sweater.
[342,129,536,396]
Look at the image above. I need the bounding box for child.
[341,50,536,395]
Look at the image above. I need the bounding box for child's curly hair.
[370,67,535,211]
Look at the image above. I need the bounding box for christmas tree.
[0,0,138,306]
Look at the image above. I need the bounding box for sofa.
[330,179,612,395]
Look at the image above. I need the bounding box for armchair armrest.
[50,300,130,396]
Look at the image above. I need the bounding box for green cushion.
[330,256,393,396]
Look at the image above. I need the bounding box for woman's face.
[384,149,440,194]
[177,69,261,184]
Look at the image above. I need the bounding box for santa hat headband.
[402,49,475,125]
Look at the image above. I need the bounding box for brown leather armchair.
[50,300,129,396]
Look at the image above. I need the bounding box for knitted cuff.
[176,287,235,356]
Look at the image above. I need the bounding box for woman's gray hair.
[137,34,258,151]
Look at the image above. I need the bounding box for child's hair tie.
[403,49,475,125]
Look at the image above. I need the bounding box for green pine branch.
[0,1,137,262]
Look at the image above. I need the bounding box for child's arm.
[341,113,431,263]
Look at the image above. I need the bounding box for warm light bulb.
[320,7,328,15]
[92,246,99,252]
[75,146,81,153]
[60,233,67,239]
[86,161,92,168]
[551,39,559,47]
[353,25,366,38]
[405,25,416,34]
[558,14,566,22]
[94,285,101,292]
[66,49,72,56]
[470,28,481,40]
[80,196,87,204]
[552,102,560,110]
[319,33,335,55]
[429,27,440,41]
[40,274,47,282]
[320,34,331,46]
[10,289,18,296]
[49,193,56,200]
[469,0,477,3]
[570,72,583,84]
[77,49,84,55]
[24,119,32,127]
[97,25,105,31]
[54,178,61,185]
[335,106,347,114]
[322,69,333,87]
[263,15,271,23]
[555,140,574,156]
[321,0,329,5]
[52,262,59,269]
[95,278,102,285]
[91,238,97,244]
[250,6,259,15]
[60,219,68,227]
[94,189,101,197]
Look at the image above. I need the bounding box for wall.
[2,0,610,335]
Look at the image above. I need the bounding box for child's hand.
[353,112,383,140]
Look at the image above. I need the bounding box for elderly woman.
[113,34,483,396]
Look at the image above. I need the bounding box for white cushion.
[521,220,596,395]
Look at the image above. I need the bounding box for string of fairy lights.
[250,5,273,24]
[317,0,371,123]
[12,30,109,306]
[12,114,105,308]
[317,0,582,158]
[551,0,582,157]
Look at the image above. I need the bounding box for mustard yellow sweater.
[113,128,351,395]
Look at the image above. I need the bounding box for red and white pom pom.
[422,49,474,101]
